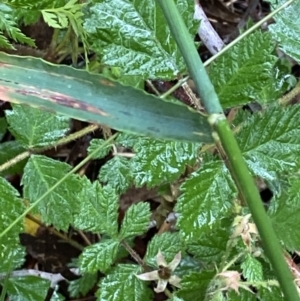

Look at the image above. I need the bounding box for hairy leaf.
[258,286,284,301]
[269,0,300,64]
[268,178,300,251]
[84,0,198,79]
[79,239,120,273]
[227,290,257,301]
[131,138,200,187]
[6,276,50,301]
[0,177,25,273]
[176,160,236,239]
[119,202,151,239]
[6,104,70,148]
[88,138,112,159]
[74,178,119,236]
[98,156,133,194]
[241,254,263,281]
[22,155,82,231]
[237,105,300,189]
[97,264,153,301]
[209,31,280,108]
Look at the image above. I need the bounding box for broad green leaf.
[6,104,70,148]
[186,220,231,264]
[268,178,300,251]
[144,232,184,267]
[98,156,133,194]
[68,273,97,298]
[84,0,198,79]
[5,276,50,301]
[209,31,280,108]
[0,117,7,140]
[119,202,151,239]
[131,138,200,187]
[88,138,112,159]
[175,160,236,239]
[79,239,120,273]
[97,264,153,301]
[0,52,212,143]
[177,271,215,301]
[0,177,25,273]
[237,105,300,188]
[21,155,82,231]
[258,286,284,301]
[74,178,119,236]
[269,0,300,64]
[0,141,27,176]
[241,254,263,281]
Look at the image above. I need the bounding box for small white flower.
[136,250,181,293]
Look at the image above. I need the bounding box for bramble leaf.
[177,271,215,301]
[74,178,119,237]
[68,273,97,298]
[84,0,198,79]
[97,264,153,301]
[144,232,184,266]
[88,138,112,159]
[6,104,70,148]
[237,105,300,189]
[227,290,257,301]
[22,155,82,231]
[268,178,300,251]
[258,286,284,301]
[79,239,120,273]
[176,160,236,239]
[119,202,151,239]
[6,276,50,301]
[241,254,263,281]
[269,0,300,64]
[209,31,283,108]
[131,138,200,187]
[0,177,25,273]
[98,156,133,194]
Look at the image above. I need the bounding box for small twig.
[121,240,145,267]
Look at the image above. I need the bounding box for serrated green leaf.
[84,0,198,79]
[6,104,70,148]
[269,0,300,64]
[97,264,153,301]
[5,276,50,301]
[176,160,236,239]
[116,133,141,148]
[0,177,25,273]
[177,271,215,301]
[186,220,231,264]
[268,178,300,251]
[0,141,27,176]
[209,31,279,108]
[74,178,119,236]
[98,156,133,194]
[237,105,300,189]
[145,232,184,267]
[241,254,263,281]
[258,286,284,301]
[79,239,120,273]
[119,202,151,239]
[22,155,82,231]
[88,138,111,159]
[132,138,200,187]
[68,273,97,298]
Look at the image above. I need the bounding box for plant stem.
[157,1,300,300]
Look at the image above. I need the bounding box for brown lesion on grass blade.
[14,87,110,117]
